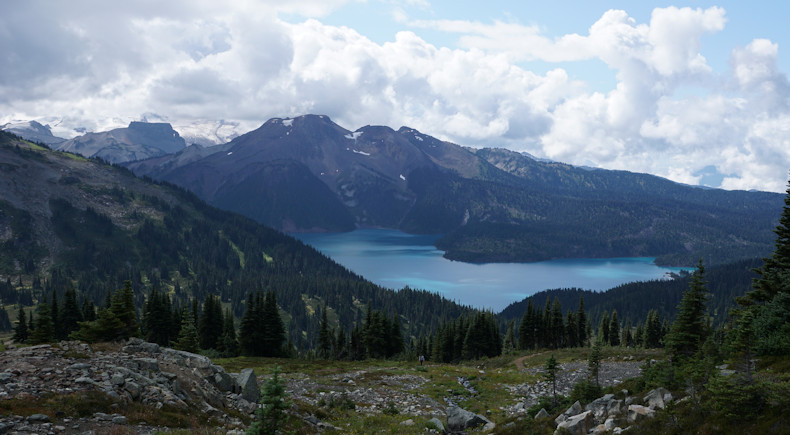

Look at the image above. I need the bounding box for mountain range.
[0,129,469,341]
[124,115,782,266]
[5,114,784,266]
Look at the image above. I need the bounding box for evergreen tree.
[247,366,291,435]
[142,286,172,345]
[173,309,200,353]
[743,173,790,304]
[50,290,61,340]
[29,300,55,344]
[219,308,239,358]
[577,295,587,347]
[609,310,620,347]
[544,354,559,407]
[644,310,662,348]
[734,175,790,356]
[110,281,139,339]
[503,320,516,354]
[198,294,223,350]
[60,287,83,339]
[623,319,633,348]
[317,305,332,359]
[82,299,96,322]
[588,338,602,387]
[518,298,536,350]
[261,292,285,357]
[565,311,578,348]
[239,293,257,356]
[12,305,28,343]
[666,260,709,363]
[388,314,404,358]
[551,298,564,349]
[599,311,610,345]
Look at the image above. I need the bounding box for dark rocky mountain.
[1,120,66,146]
[0,130,468,340]
[125,114,783,267]
[57,121,186,163]
[128,115,487,232]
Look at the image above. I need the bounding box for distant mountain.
[57,122,186,163]
[124,114,783,266]
[1,120,66,146]
[0,130,470,340]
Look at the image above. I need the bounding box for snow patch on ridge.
[345,131,363,141]
[282,118,294,127]
[346,147,370,156]
[400,174,406,181]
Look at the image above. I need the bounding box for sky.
[2,1,790,192]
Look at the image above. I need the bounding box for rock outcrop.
[0,339,261,433]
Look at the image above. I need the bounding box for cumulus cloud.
[1,2,789,192]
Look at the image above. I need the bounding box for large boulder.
[555,410,593,435]
[644,387,673,410]
[446,406,491,432]
[627,404,655,423]
[123,337,161,354]
[237,368,260,403]
[555,400,583,425]
[427,417,445,433]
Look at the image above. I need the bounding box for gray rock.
[534,408,550,420]
[212,371,236,392]
[554,410,593,435]
[627,404,655,423]
[111,373,125,386]
[27,413,50,423]
[67,363,91,371]
[75,376,100,386]
[400,419,414,426]
[133,357,160,372]
[123,338,161,354]
[238,368,260,403]
[447,406,491,432]
[124,381,141,400]
[644,387,673,410]
[0,373,13,382]
[112,415,127,425]
[427,417,445,432]
[555,400,583,425]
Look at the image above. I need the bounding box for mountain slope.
[0,130,470,340]
[57,122,186,163]
[124,114,783,266]
[1,120,67,146]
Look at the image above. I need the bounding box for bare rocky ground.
[0,339,650,434]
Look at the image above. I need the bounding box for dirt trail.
[513,351,549,370]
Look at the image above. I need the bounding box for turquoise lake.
[292,229,691,311]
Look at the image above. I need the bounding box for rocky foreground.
[0,339,669,434]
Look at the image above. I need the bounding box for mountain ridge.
[123,114,782,266]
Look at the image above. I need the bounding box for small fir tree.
[173,310,200,353]
[588,338,602,387]
[12,305,28,343]
[247,366,291,435]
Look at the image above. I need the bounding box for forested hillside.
[0,131,472,345]
[497,258,762,329]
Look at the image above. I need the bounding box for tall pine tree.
[666,260,709,363]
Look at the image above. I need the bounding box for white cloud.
[1,3,789,192]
